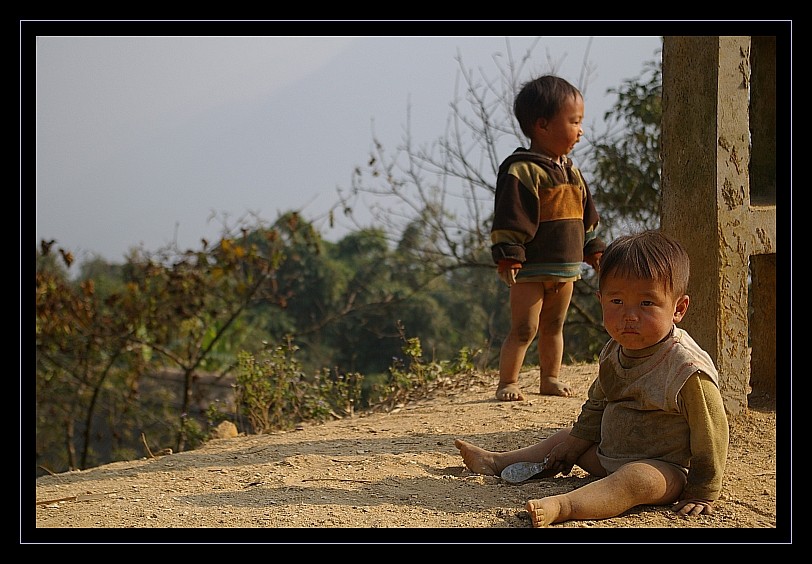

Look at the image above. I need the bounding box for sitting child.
[455,230,729,527]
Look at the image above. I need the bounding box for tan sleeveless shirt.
[571,327,728,499]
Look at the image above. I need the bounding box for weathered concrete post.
[661,36,777,417]
[747,36,777,400]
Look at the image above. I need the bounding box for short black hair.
[513,75,582,138]
[599,230,691,297]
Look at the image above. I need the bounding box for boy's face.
[533,94,584,160]
[598,273,689,351]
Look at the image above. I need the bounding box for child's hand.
[496,261,520,287]
[545,435,594,476]
[543,449,575,476]
[498,267,517,287]
[584,252,602,272]
[671,498,714,516]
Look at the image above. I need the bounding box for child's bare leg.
[496,283,544,401]
[537,281,574,397]
[454,429,573,475]
[526,459,687,527]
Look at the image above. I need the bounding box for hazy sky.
[30,26,663,265]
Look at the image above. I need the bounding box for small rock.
[210,421,238,440]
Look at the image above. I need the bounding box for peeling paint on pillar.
[721,178,745,209]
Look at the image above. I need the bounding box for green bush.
[234,340,366,434]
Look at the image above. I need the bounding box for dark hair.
[513,75,582,138]
[598,230,690,297]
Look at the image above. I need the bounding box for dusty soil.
[29,363,786,543]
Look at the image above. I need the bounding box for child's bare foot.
[539,376,572,397]
[453,439,500,476]
[496,382,525,401]
[526,496,562,528]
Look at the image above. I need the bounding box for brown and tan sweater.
[490,148,603,280]
[570,327,729,501]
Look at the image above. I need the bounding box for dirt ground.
[29,362,787,544]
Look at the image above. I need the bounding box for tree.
[35,212,322,471]
[36,245,147,472]
[588,54,663,236]
[122,212,322,452]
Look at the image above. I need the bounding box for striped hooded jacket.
[491,148,603,279]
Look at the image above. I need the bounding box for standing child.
[455,230,730,527]
[491,74,604,401]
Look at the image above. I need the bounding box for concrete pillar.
[748,36,778,397]
[661,36,777,416]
